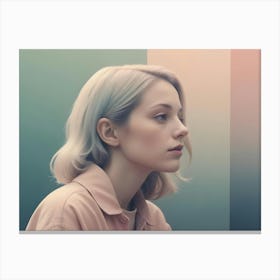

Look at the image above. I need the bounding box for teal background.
[20,50,147,230]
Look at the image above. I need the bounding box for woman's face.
[117,79,189,173]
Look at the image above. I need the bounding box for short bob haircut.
[50,64,191,200]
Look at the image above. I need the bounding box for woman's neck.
[104,150,151,210]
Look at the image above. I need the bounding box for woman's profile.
[26,64,191,231]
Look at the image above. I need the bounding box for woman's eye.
[154,114,168,122]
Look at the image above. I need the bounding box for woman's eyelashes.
[153,113,184,124]
[154,113,168,122]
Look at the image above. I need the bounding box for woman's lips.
[167,145,183,156]
[168,149,182,156]
[168,144,183,151]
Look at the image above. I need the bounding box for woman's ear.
[96,118,120,147]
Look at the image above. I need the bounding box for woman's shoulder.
[145,200,165,218]
[39,182,91,208]
[25,182,99,230]
[145,200,172,230]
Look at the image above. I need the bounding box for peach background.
[148,50,231,229]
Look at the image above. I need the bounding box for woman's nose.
[174,121,189,139]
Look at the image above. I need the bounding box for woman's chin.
[156,163,180,173]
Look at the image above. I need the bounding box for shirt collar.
[72,164,154,225]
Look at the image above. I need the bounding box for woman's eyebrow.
[150,103,183,113]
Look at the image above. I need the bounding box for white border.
[1,1,279,279]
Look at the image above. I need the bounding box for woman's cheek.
[135,126,161,148]
[123,118,164,152]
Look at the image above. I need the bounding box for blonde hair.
[50,64,192,200]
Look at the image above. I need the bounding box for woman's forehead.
[139,79,182,109]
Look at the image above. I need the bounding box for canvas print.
[20,49,261,231]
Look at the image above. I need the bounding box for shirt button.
[119,215,129,224]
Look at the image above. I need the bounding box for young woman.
[26,64,191,231]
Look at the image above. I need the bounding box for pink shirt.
[25,164,172,231]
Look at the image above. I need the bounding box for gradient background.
[19,49,261,231]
